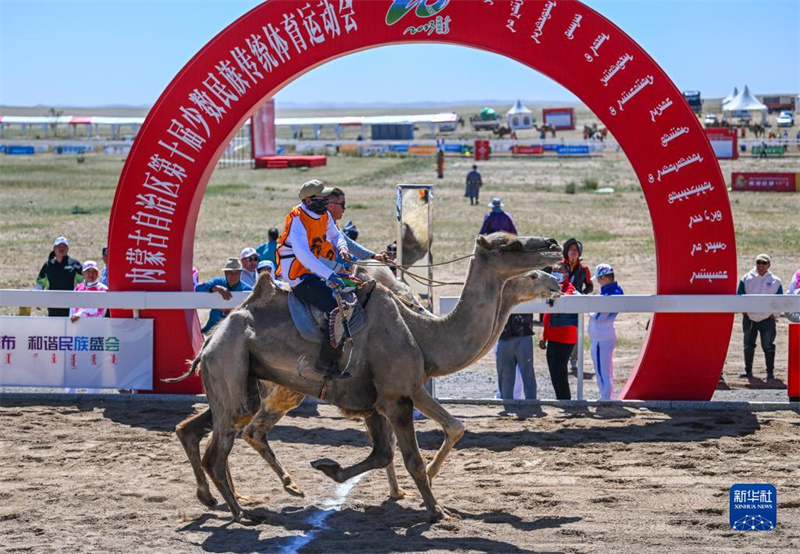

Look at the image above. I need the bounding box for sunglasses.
[246,256,259,262]
[329,201,346,208]
[756,261,769,266]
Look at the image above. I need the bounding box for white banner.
[0,316,153,389]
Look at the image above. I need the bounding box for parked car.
[776,111,795,127]
[703,113,718,126]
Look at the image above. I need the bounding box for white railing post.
[577,312,585,401]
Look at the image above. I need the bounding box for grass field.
[1,148,799,386]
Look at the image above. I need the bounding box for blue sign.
[443,144,462,153]
[557,145,590,156]
[388,144,408,153]
[3,145,35,155]
[730,484,777,531]
[54,145,93,155]
[542,143,561,151]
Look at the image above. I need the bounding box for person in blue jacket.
[195,257,253,334]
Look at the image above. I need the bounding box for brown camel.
[175,268,560,507]
[183,232,561,523]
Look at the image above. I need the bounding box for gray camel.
[182,232,561,523]
[175,267,560,506]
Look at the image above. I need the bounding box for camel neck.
[407,254,506,378]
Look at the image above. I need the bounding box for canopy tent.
[722,86,767,124]
[722,86,738,106]
[505,99,533,130]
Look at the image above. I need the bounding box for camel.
[187,232,561,523]
[175,267,560,508]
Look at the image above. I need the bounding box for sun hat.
[488,197,504,208]
[298,179,334,199]
[82,260,99,272]
[240,247,257,260]
[222,257,242,272]
[593,263,614,279]
[755,253,771,263]
[53,236,69,247]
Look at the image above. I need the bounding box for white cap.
[54,236,69,247]
[257,260,275,271]
[240,247,257,259]
[82,260,99,272]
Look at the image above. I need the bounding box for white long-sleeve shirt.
[284,203,348,287]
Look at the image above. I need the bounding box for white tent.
[506,99,533,130]
[722,86,767,124]
[722,86,738,106]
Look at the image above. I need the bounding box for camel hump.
[242,273,278,309]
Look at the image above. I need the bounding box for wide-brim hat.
[222,257,242,271]
[488,197,504,208]
[298,179,334,199]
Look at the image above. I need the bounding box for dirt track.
[1,397,799,553]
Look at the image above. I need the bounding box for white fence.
[2,290,799,399]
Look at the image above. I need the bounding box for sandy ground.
[1,397,799,553]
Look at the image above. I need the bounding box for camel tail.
[162,357,201,383]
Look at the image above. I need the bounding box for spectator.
[562,238,594,375]
[69,261,108,322]
[436,149,445,179]
[256,228,280,265]
[100,246,109,287]
[737,253,783,380]
[495,313,536,400]
[65,260,108,394]
[240,247,259,288]
[36,236,83,317]
[479,198,518,235]
[787,267,800,295]
[539,262,577,399]
[257,259,275,278]
[342,220,359,241]
[465,165,483,205]
[195,257,253,334]
[192,267,200,289]
[588,263,624,400]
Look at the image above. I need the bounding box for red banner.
[512,144,544,156]
[107,0,736,400]
[731,172,798,192]
[251,100,276,158]
[474,139,491,161]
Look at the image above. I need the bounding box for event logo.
[386,0,450,25]
[730,484,777,531]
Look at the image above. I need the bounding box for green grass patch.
[206,183,250,195]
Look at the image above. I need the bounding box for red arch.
[108,0,736,399]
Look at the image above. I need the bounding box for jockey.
[276,179,353,379]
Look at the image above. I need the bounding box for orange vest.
[276,205,336,282]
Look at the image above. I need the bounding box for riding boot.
[739,350,754,378]
[765,351,775,380]
[315,341,351,380]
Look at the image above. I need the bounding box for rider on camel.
[276,180,353,380]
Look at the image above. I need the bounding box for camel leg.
[411,388,465,482]
[385,397,455,523]
[384,429,410,499]
[175,408,217,508]
[311,412,393,482]
[202,416,253,523]
[242,386,306,498]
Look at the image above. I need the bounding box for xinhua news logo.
[730,484,777,531]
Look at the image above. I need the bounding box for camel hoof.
[236,509,267,526]
[283,481,305,498]
[388,487,412,500]
[429,506,459,523]
[311,458,343,482]
[235,493,260,505]
[196,489,218,508]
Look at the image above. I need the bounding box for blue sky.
[1,0,797,107]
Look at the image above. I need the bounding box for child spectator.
[588,263,624,400]
[540,261,577,399]
[66,260,107,394]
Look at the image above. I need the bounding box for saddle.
[288,278,374,345]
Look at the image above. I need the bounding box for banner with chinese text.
[0,317,153,389]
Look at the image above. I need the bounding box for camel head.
[505,270,562,303]
[475,232,562,278]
